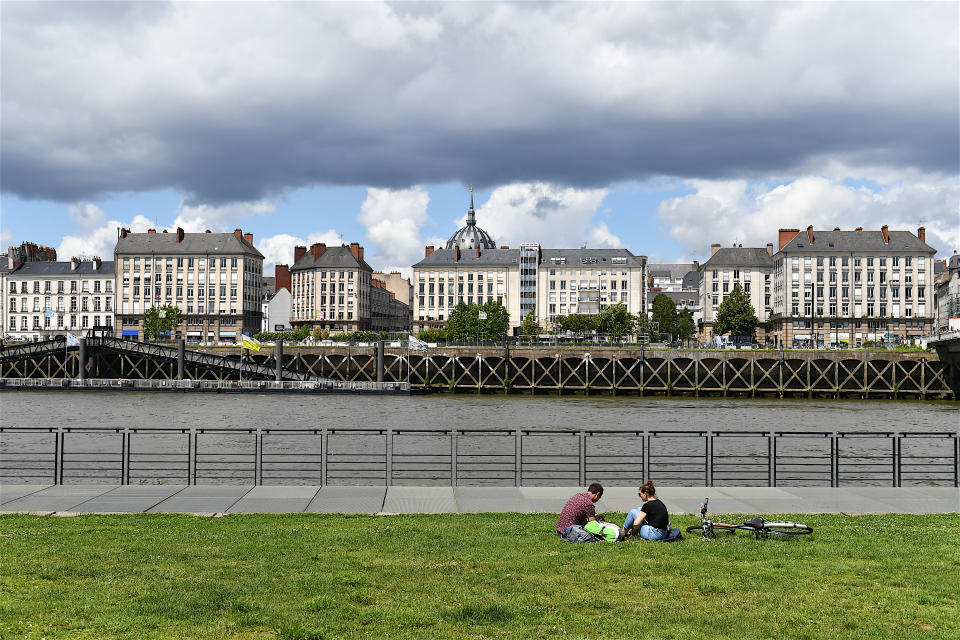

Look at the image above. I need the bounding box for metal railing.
[0,377,409,393]
[1,428,955,487]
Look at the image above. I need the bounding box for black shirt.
[640,499,669,530]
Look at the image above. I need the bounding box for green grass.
[1,513,958,639]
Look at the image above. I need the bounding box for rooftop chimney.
[918,226,926,243]
[766,242,774,256]
[233,228,243,241]
[500,245,509,250]
[310,243,327,260]
[349,242,361,261]
[294,246,307,263]
[92,256,101,270]
[855,226,863,231]
[881,225,889,244]
[778,228,800,250]
[425,245,435,258]
[176,227,185,243]
[243,232,253,245]
[119,227,129,239]
[162,229,167,233]
[147,228,156,234]
[205,229,211,233]
[455,245,461,262]
[710,243,721,256]
[70,257,79,271]
[807,225,814,244]
[274,264,291,292]
[476,246,481,258]
[833,227,840,231]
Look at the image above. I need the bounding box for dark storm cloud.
[1,1,957,203]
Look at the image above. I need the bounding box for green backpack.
[584,520,625,542]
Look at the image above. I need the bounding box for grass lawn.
[1,513,958,639]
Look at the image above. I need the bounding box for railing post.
[122,429,130,485]
[893,433,901,487]
[376,341,384,383]
[954,435,959,488]
[188,430,197,485]
[385,428,393,486]
[831,434,839,488]
[78,338,86,383]
[54,428,64,485]
[177,339,185,380]
[321,429,328,486]
[255,428,263,485]
[275,340,283,382]
[578,430,586,486]
[769,432,776,487]
[642,431,650,481]
[706,432,713,487]
[515,429,522,486]
[451,429,458,486]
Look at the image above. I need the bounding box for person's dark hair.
[639,480,656,496]
[587,482,604,497]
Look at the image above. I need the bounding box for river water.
[2,391,957,433]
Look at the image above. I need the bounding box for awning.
[219,331,236,337]
[186,331,202,337]
[122,330,139,336]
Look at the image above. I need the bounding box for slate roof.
[291,246,373,272]
[8,261,115,276]
[778,229,934,254]
[649,263,697,281]
[701,247,774,269]
[0,255,9,274]
[681,270,701,289]
[413,248,519,268]
[652,290,699,306]
[115,232,263,258]
[539,248,644,266]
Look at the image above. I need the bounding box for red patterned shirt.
[555,492,596,534]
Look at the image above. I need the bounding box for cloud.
[172,200,276,233]
[658,174,960,257]
[257,229,342,269]
[67,203,106,229]
[471,183,615,249]
[0,227,15,248]
[1,2,955,202]
[357,186,430,268]
[57,213,154,259]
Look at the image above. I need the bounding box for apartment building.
[698,244,775,343]
[771,226,936,346]
[373,271,413,329]
[113,227,263,343]
[933,251,959,332]
[4,256,115,340]
[290,242,410,333]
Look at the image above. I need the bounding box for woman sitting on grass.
[623,480,670,540]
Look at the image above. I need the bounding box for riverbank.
[1,512,956,639]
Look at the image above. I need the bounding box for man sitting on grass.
[555,483,604,542]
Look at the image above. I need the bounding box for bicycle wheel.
[762,523,813,535]
[686,524,738,536]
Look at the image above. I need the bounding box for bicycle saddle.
[746,517,765,528]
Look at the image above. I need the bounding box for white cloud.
[172,200,276,233]
[357,187,430,268]
[0,227,15,248]
[472,183,616,249]
[257,229,343,269]
[57,212,154,259]
[658,174,960,257]
[67,203,106,229]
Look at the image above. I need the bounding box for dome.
[445,188,497,250]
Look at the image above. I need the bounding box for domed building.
[445,187,497,250]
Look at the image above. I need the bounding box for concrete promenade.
[1,484,957,516]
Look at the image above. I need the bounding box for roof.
[648,263,697,281]
[0,255,9,274]
[653,290,699,306]
[413,248,519,268]
[701,247,774,269]
[115,231,263,258]
[539,248,643,266]
[291,246,373,272]
[681,270,701,289]
[778,229,934,254]
[8,260,115,276]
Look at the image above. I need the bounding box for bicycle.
[686,498,814,540]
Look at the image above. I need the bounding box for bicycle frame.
[691,498,813,539]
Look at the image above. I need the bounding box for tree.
[677,308,695,345]
[651,294,677,340]
[714,282,758,340]
[633,312,656,342]
[520,309,541,336]
[142,305,182,341]
[559,314,600,335]
[597,303,634,340]
[445,301,510,342]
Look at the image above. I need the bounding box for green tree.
[142,305,182,341]
[677,308,695,345]
[651,294,678,340]
[445,301,510,342]
[597,303,634,340]
[520,309,541,336]
[633,312,656,342]
[559,314,600,335]
[714,282,758,340]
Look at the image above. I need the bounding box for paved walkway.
[1,485,957,515]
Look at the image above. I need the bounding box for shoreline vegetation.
[2,513,957,639]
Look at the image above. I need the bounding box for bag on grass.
[660,527,683,543]
[584,519,625,542]
[562,524,597,543]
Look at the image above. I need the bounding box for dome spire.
[467,185,476,225]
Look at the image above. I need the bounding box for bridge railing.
[1,428,955,488]
[0,377,408,392]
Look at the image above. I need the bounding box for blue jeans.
[624,508,668,540]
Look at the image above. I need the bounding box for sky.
[1,1,958,276]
